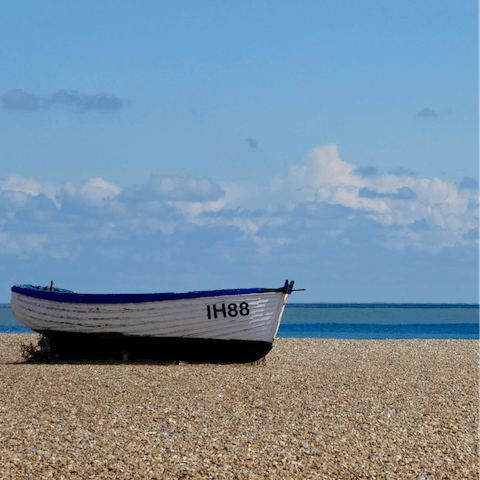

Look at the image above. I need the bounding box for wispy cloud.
[388,168,416,177]
[359,186,417,200]
[353,166,378,177]
[2,89,130,112]
[416,107,438,118]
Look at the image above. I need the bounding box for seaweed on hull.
[20,332,57,363]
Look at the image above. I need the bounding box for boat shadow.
[16,333,271,365]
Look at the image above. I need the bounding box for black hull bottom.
[39,331,273,363]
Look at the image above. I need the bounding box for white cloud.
[0,146,477,263]
[98,222,117,239]
[61,177,122,208]
[289,144,365,190]
[0,232,48,256]
[0,173,60,206]
[270,145,477,252]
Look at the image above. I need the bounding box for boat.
[10,280,300,363]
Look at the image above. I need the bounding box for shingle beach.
[0,334,478,479]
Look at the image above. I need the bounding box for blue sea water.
[278,303,479,339]
[0,303,478,339]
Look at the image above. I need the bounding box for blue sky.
[0,0,478,302]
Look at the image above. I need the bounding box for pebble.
[0,334,478,479]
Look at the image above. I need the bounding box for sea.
[1,303,478,340]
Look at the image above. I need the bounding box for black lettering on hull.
[207,302,250,318]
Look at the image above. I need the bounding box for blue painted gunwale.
[11,284,288,305]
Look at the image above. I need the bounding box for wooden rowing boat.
[11,280,299,363]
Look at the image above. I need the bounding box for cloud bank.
[1,144,477,259]
[2,89,130,112]
[0,145,477,301]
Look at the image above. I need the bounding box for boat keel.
[40,331,273,364]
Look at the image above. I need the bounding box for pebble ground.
[0,334,478,479]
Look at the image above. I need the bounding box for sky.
[0,0,478,303]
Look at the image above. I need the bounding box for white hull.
[11,291,288,343]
